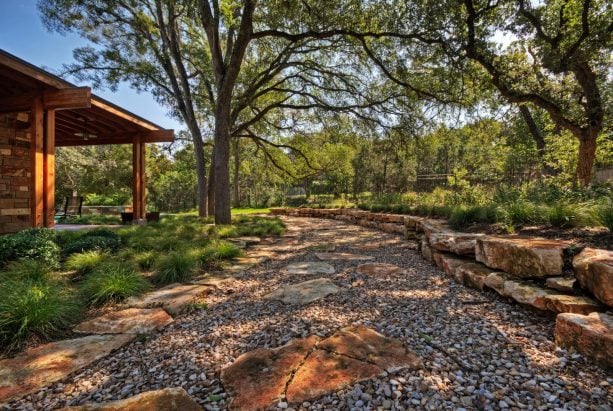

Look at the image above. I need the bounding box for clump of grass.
[596,199,613,232]
[0,268,80,351]
[153,252,197,285]
[233,216,286,236]
[197,241,242,267]
[133,251,157,271]
[65,251,106,276]
[81,262,150,305]
[3,259,51,282]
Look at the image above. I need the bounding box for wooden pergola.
[0,50,173,229]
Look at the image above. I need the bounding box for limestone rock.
[439,254,472,277]
[428,231,483,256]
[542,294,603,315]
[286,350,381,404]
[0,334,134,403]
[545,277,577,293]
[484,271,514,295]
[420,238,433,262]
[503,281,552,310]
[59,388,202,411]
[221,336,320,411]
[555,312,613,369]
[265,278,342,305]
[285,262,335,275]
[455,263,497,290]
[314,252,374,262]
[476,236,568,278]
[317,326,421,373]
[124,283,210,315]
[572,248,613,307]
[356,263,403,276]
[74,308,173,335]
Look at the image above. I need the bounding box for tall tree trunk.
[233,137,240,208]
[207,153,215,217]
[213,98,232,224]
[518,105,554,176]
[185,121,208,217]
[576,133,597,187]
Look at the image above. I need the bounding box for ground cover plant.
[0,214,285,353]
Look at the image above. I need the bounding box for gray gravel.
[7,216,613,410]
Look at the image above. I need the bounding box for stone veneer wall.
[0,112,32,234]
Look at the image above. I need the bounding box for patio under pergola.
[0,50,174,233]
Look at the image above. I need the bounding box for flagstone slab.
[317,326,421,373]
[285,349,382,404]
[74,308,173,335]
[285,262,335,275]
[314,252,375,262]
[221,336,320,411]
[0,334,134,403]
[265,278,343,305]
[356,263,403,276]
[59,387,202,411]
[124,284,210,315]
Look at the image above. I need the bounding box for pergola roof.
[0,49,174,146]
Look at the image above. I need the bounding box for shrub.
[65,251,106,276]
[1,259,51,282]
[153,252,197,285]
[81,228,120,240]
[596,199,613,231]
[0,275,80,351]
[133,251,157,271]
[81,263,150,305]
[62,235,121,256]
[0,228,60,269]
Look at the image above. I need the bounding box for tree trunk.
[186,120,208,217]
[576,133,597,188]
[233,137,240,208]
[518,105,554,175]
[207,153,215,217]
[213,99,232,224]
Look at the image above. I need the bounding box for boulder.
[74,308,173,335]
[0,334,134,403]
[264,278,343,305]
[476,236,568,278]
[59,388,202,411]
[428,230,483,256]
[545,277,577,293]
[555,312,613,369]
[454,262,497,290]
[439,254,472,277]
[572,248,613,307]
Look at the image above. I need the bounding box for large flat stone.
[437,254,472,277]
[314,252,375,262]
[356,263,403,276]
[572,248,613,307]
[0,334,134,403]
[221,336,320,411]
[542,294,603,315]
[124,284,210,315]
[285,262,335,275]
[74,308,173,335]
[428,230,483,256]
[317,326,421,373]
[454,262,497,290]
[59,387,202,410]
[285,350,381,404]
[476,236,568,278]
[555,312,613,369]
[265,278,342,305]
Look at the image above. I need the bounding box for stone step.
[0,334,134,403]
[59,387,202,410]
[265,278,343,305]
[74,308,173,335]
[124,283,211,315]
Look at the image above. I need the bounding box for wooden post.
[31,97,44,227]
[132,137,146,221]
[44,110,55,227]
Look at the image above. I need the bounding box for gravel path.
[8,217,612,410]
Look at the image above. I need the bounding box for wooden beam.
[132,137,146,221]
[56,129,174,146]
[91,98,159,131]
[31,97,44,227]
[0,87,91,113]
[44,110,55,227]
[0,51,71,89]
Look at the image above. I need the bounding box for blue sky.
[0,0,183,131]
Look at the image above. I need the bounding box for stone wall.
[0,112,32,234]
[271,207,613,369]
